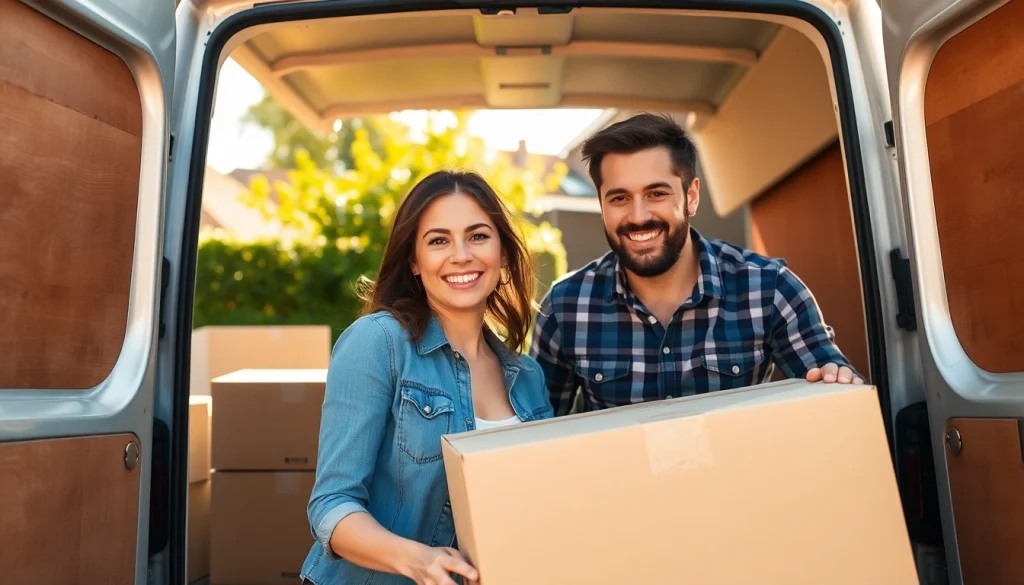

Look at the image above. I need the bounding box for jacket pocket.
[398,382,455,463]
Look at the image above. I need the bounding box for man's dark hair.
[580,113,698,193]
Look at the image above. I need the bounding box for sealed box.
[210,369,325,471]
[210,471,315,585]
[190,325,331,396]
[441,379,917,585]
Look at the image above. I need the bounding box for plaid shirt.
[530,229,856,416]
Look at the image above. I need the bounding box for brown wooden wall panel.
[925,0,1024,373]
[944,418,1024,585]
[750,142,869,379]
[0,2,143,389]
[0,433,142,583]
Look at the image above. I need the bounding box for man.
[530,113,863,416]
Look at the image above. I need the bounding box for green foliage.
[195,110,568,341]
[241,91,386,173]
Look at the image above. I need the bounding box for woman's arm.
[306,316,478,585]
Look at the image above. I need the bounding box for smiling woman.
[300,170,553,585]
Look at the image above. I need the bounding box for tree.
[241,91,386,173]
[194,109,568,341]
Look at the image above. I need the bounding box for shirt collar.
[415,314,533,372]
[604,227,723,303]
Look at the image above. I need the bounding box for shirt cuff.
[315,501,368,559]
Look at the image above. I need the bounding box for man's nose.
[628,197,653,225]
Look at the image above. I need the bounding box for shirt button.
[423,405,432,414]
[595,373,604,382]
[662,347,670,355]
[453,351,461,359]
[648,316,657,324]
[731,365,740,374]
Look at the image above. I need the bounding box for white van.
[1,0,1019,584]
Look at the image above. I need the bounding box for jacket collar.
[415,314,534,372]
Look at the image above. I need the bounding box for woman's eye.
[470,233,490,241]
[428,237,447,246]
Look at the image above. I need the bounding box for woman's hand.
[405,545,479,585]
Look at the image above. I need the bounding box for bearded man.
[530,113,862,415]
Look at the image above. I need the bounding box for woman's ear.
[410,260,420,276]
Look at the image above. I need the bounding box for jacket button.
[731,365,740,374]
[424,405,432,414]
[595,373,603,382]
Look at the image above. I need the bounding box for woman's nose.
[452,240,473,262]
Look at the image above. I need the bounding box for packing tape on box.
[276,473,302,496]
[280,383,306,403]
[642,415,713,474]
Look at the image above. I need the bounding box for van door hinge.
[889,248,917,331]
[158,257,170,339]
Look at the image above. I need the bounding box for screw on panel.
[125,440,140,470]
[945,427,962,455]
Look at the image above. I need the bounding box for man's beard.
[605,212,690,278]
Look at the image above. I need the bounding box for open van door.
[883,0,1024,583]
[0,0,175,583]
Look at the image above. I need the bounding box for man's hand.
[806,363,864,384]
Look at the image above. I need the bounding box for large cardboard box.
[210,471,315,585]
[210,369,326,471]
[190,325,331,396]
[442,379,918,585]
[187,479,211,584]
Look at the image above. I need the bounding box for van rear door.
[882,0,1024,583]
[0,0,175,582]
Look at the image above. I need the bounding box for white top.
[474,414,521,431]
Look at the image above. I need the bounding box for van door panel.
[0,0,142,389]
[882,0,1024,583]
[944,418,1024,585]
[0,433,142,583]
[0,0,175,582]
[923,0,1024,374]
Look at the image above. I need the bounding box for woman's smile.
[442,271,484,289]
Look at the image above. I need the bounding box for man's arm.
[768,265,864,384]
[529,293,580,416]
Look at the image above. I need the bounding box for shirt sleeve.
[529,291,580,417]
[768,265,862,380]
[306,316,395,559]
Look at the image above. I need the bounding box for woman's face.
[412,192,504,317]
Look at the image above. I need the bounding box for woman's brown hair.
[359,169,536,352]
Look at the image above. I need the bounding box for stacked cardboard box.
[187,396,213,584]
[189,325,331,396]
[185,324,331,583]
[442,379,919,585]
[209,369,326,585]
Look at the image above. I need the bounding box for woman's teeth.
[627,230,662,242]
[444,273,481,284]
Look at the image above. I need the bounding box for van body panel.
[0,0,175,583]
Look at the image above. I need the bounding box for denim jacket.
[300,311,553,585]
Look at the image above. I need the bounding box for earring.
[499,264,511,286]
[411,274,422,292]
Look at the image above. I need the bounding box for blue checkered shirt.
[529,229,857,415]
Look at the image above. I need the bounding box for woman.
[299,170,553,585]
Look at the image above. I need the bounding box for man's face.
[598,146,699,278]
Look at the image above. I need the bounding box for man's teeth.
[445,273,481,284]
[627,230,661,242]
